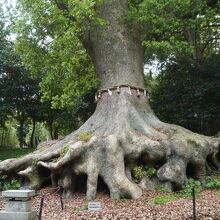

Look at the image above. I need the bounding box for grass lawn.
[0,148,34,161]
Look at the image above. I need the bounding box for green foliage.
[206,176,220,189]
[0,65,49,147]
[149,55,220,135]
[146,167,157,179]
[157,186,171,193]
[133,165,147,183]
[78,132,93,142]
[14,0,100,111]
[128,0,220,62]
[0,5,97,144]
[2,0,219,145]
[178,178,202,197]
[25,122,51,145]
[0,175,21,191]
[153,194,177,205]
[0,120,19,147]
[133,165,157,183]
[155,178,202,203]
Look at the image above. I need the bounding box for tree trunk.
[18,119,25,148]
[1,127,5,147]
[30,119,36,148]
[88,1,145,89]
[0,0,220,200]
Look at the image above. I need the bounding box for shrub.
[206,176,220,189]
[146,167,157,178]
[133,165,157,183]
[178,178,201,197]
[0,175,21,191]
[133,165,147,183]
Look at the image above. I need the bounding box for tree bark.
[0,0,220,200]
[18,119,25,148]
[30,119,36,148]
[88,0,145,89]
[1,127,5,147]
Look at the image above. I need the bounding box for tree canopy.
[13,0,220,110]
[148,54,220,136]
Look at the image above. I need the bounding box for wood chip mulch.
[1,188,220,220]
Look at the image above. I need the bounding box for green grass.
[153,194,178,205]
[0,148,34,161]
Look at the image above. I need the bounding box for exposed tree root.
[0,89,219,200]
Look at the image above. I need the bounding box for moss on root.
[78,132,93,142]
[32,157,40,167]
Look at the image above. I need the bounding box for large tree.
[0,0,220,200]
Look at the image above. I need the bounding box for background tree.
[0,6,18,147]
[0,0,219,200]
[148,54,220,136]
[128,0,219,64]
[141,0,220,136]
[0,3,96,147]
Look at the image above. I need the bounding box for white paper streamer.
[108,89,112,96]
[128,86,132,95]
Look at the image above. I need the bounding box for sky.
[1,0,17,7]
[0,0,16,14]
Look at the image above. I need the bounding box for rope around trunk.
[95,84,148,101]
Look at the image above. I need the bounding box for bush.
[146,167,157,179]
[133,165,147,183]
[206,176,220,189]
[178,178,202,197]
[133,165,157,183]
[0,175,21,191]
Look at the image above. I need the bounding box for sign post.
[192,187,196,220]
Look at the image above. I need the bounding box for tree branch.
[201,37,220,54]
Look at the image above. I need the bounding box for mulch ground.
[1,188,220,220]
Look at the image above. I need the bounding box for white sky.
[1,0,17,7]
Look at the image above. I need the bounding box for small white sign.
[88,202,101,211]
